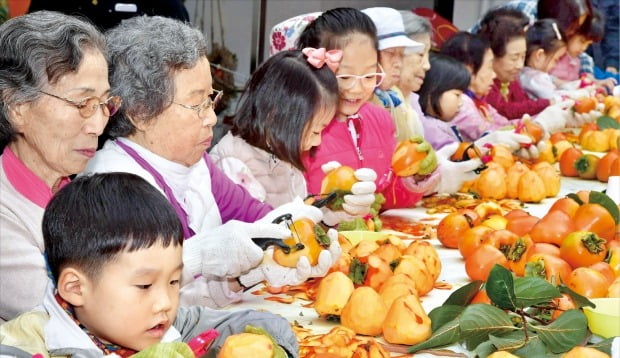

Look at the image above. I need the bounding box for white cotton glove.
[433,142,483,194]
[239,228,342,288]
[474,131,532,152]
[515,140,546,160]
[533,101,574,133]
[182,220,290,280]
[321,163,377,227]
[259,196,323,224]
[568,102,604,128]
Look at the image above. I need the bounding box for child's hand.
[595,77,618,94]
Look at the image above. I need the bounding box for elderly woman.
[0,11,120,322]
[84,16,340,308]
[395,10,433,138]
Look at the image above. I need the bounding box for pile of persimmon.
[461,145,561,202]
[559,146,620,182]
[313,236,441,345]
[436,190,620,299]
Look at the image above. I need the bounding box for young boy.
[0,173,297,357]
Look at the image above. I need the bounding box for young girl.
[419,53,471,149]
[478,8,554,119]
[296,8,482,204]
[520,19,568,100]
[210,50,337,207]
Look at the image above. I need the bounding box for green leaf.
[589,191,620,224]
[347,257,366,285]
[408,317,461,353]
[558,284,595,308]
[531,309,589,354]
[566,193,584,205]
[428,304,464,332]
[597,115,620,129]
[473,340,496,358]
[587,337,615,355]
[460,304,517,351]
[514,276,560,307]
[443,280,484,306]
[512,334,549,357]
[488,330,528,351]
[486,264,517,310]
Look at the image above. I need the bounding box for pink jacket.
[302,103,424,210]
[450,92,513,142]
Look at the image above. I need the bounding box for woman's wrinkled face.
[135,57,217,167]
[335,33,380,120]
[379,47,405,90]
[399,33,431,94]
[10,50,110,186]
[470,49,496,97]
[493,37,526,83]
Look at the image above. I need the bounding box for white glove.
[321,165,377,227]
[474,131,532,152]
[182,220,290,279]
[533,102,573,133]
[259,196,323,224]
[569,105,604,128]
[239,228,342,288]
[515,140,546,160]
[433,142,483,194]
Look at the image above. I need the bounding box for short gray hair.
[0,11,106,148]
[399,10,432,37]
[105,16,207,137]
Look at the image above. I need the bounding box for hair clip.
[302,47,343,73]
[551,22,562,41]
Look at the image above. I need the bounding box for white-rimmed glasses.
[174,89,223,118]
[39,91,122,118]
[335,64,386,90]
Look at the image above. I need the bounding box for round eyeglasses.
[173,89,223,118]
[39,90,122,118]
[335,64,386,90]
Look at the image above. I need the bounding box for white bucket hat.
[362,7,424,53]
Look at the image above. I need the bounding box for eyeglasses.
[335,64,386,90]
[39,91,122,118]
[174,89,223,118]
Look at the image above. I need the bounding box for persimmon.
[490,145,514,170]
[559,147,583,177]
[273,218,326,267]
[482,229,518,254]
[403,240,442,282]
[341,287,387,336]
[525,253,572,284]
[549,132,567,143]
[219,333,274,358]
[436,211,476,249]
[505,214,539,237]
[548,197,581,218]
[589,262,615,285]
[567,267,609,298]
[564,346,610,358]
[506,162,529,199]
[391,139,429,176]
[559,231,608,269]
[507,235,535,276]
[314,272,355,317]
[382,294,431,345]
[581,130,610,152]
[504,209,530,220]
[573,203,616,242]
[574,97,597,114]
[529,210,575,246]
[465,245,508,281]
[393,255,434,296]
[531,243,561,257]
[596,150,620,182]
[574,154,600,180]
[532,162,560,197]
[470,288,491,304]
[373,242,402,265]
[459,226,494,258]
[450,141,479,162]
[320,165,357,193]
[379,274,418,309]
[550,293,576,320]
[553,140,574,160]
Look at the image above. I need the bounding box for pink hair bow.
[302,47,343,72]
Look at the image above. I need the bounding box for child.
[362,7,425,141]
[550,9,617,93]
[209,49,376,218]
[296,8,482,201]
[419,53,530,155]
[520,19,568,100]
[478,8,554,118]
[0,173,297,357]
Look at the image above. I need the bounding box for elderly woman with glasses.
[84,15,341,309]
[0,11,120,322]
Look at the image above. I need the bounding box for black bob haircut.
[43,172,184,284]
[227,50,338,170]
[297,7,378,56]
[440,32,491,75]
[418,52,470,119]
[525,19,566,63]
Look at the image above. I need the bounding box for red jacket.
[486,78,550,119]
[302,103,424,210]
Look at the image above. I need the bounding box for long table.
[228,177,610,357]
